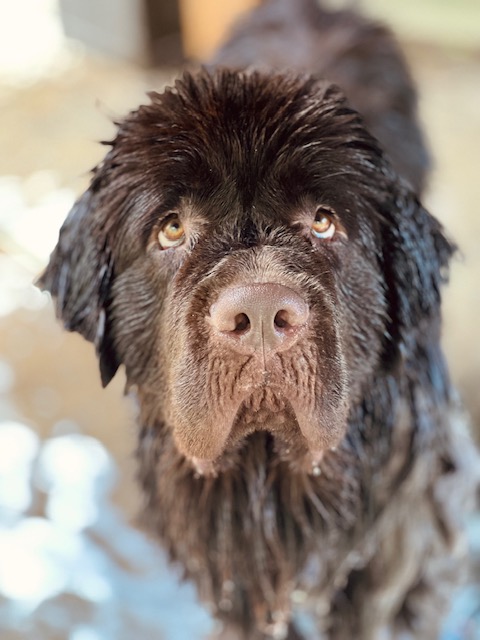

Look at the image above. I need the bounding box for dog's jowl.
[39,1,478,638]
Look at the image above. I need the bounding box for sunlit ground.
[0,1,479,638]
[0,401,213,640]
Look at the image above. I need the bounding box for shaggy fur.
[39,0,477,638]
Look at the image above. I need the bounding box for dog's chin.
[180,387,342,478]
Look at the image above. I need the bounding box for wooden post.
[178,0,260,61]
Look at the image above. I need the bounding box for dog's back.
[211,0,429,192]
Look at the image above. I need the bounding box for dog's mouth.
[190,387,327,476]
[171,343,349,476]
[177,373,344,477]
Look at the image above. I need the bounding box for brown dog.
[39,1,477,638]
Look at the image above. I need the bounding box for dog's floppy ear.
[37,186,120,387]
[381,184,455,351]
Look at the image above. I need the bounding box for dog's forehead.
[115,70,380,206]
[104,69,389,244]
[152,71,328,193]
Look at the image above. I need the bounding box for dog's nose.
[209,283,309,355]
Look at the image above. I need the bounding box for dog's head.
[39,70,453,474]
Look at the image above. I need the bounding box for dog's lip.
[172,346,348,468]
[190,436,328,478]
[191,456,219,477]
[176,392,344,468]
[183,386,336,471]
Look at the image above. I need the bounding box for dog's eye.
[158,216,185,249]
[311,208,336,240]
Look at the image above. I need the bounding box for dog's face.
[39,70,452,475]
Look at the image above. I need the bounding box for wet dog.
[39,0,477,638]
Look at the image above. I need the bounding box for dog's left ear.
[37,187,120,387]
[381,184,455,348]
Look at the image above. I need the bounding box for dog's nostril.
[274,303,309,331]
[274,310,290,330]
[234,313,250,333]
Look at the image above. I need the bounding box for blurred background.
[0,0,479,638]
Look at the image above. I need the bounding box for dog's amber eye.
[158,216,185,249]
[311,208,336,240]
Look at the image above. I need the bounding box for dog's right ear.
[37,186,120,387]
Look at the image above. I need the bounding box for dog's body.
[211,0,430,195]
[39,1,477,638]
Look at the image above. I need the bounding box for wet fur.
[39,1,477,638]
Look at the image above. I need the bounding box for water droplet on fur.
[222,579,235,593]
[219,597,233,611]
[271,620,288,639]
[291,589,307,604]
[312,465,322,476]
